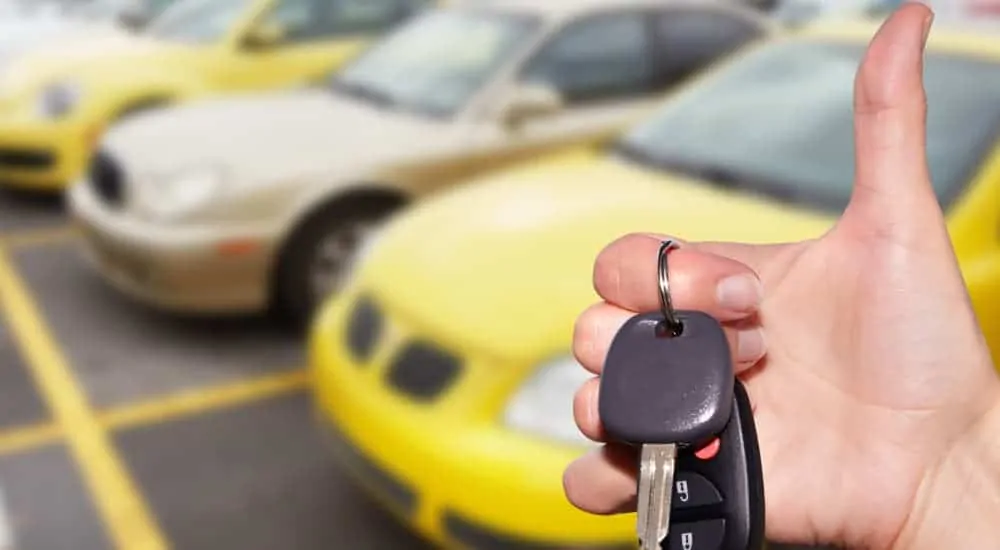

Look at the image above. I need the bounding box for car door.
[468,6,769,171]
[224,0,431,91]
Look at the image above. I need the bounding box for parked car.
[0,0,432,192]
[0,0,174,73]
[68,0,776,326]
[307,18,1000,550]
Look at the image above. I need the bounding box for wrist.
[894,399,1000,550]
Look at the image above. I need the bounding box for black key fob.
[666,380,765,550]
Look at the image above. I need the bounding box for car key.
[597,240,764,550]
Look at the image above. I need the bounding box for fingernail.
[716,275,762,313]
[921,7,934,43]
[737,329,766,363]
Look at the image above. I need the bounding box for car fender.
[276,179,411,249]
[267,180,412,288]
[88,69,210,125]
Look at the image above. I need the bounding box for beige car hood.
[103,89,452,185]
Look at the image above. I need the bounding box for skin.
[562,2,1000,549]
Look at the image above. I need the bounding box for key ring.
[657,240,683,336]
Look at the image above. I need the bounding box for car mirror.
[501,83,563,130]
[116,3,151,30]
[243,20,286,50]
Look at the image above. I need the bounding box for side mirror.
[500,84,563,130]
[117,7,151,30]
[243,21,286,50]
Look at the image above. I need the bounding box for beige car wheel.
[272,196,404,327]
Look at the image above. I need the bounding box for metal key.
[598,240,735,550]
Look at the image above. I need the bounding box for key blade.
[637,444,676,550]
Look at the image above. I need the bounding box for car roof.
[459,0,771,23]
[796,17,1000,60]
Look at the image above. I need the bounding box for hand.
[562,3,1000,549]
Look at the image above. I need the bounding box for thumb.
[839,2,939,243]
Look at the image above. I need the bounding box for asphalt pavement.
[0,188,431,550]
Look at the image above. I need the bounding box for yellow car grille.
[345,295,464,402]
[0,147,55,171]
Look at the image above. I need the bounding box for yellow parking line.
[0,226,78,250]
[0,370,310,461]
[0,246,168,550]
[101,369,309,431]
[0,423,62,456]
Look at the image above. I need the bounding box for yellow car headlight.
[503,355,597,446]
[135,165,226,222]
[37,81,83,119]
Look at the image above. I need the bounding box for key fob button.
[665,519,726,550]
[672,472,723,509]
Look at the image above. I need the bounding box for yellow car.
[309,19,1000,550]
[0,0,434,191]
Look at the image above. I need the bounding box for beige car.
[68,0,775,325]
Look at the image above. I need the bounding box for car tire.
[273,197,403,329]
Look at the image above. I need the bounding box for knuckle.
[664,254,702,307]
[592,245,621,295]
[562,464,587,507]
[593,233,660,295]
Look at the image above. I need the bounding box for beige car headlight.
[37,81,83,119]
[504,355,597,447]
[136,166,226,222]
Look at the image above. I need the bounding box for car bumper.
[309,294,634,549]
[67,182,278,314]
[0,114,93,190]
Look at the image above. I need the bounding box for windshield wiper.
[329,79,398,110]
[610,141,806,203]
[612,142,743,186]
[610,140,668,171]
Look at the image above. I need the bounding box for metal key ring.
[657,240,683,335]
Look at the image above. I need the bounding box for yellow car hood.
[0,30,180,98]
[363,150,836,361]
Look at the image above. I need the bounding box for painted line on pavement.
[100,369,309,432]
[0,423,61,457]
[0,245,168,550]
[0,370,309,459]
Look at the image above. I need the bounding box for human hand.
[562,3,1000,549]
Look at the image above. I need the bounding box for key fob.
[665,380,764,550]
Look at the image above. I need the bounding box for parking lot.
[0,189,434,550]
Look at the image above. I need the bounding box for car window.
[614,40,1000,213]
[328,0,427,34]
[330,9,543,118]
[146,0,253,43]
[519,12,656,105]
[654,8,765,82]
[260,0,423,43]
[261,0,315,41]
[149,0,176,12]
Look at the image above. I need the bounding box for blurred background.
[0,0,996,549]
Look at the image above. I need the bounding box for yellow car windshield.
[614,39,1000,213]
[329,9,543,118]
